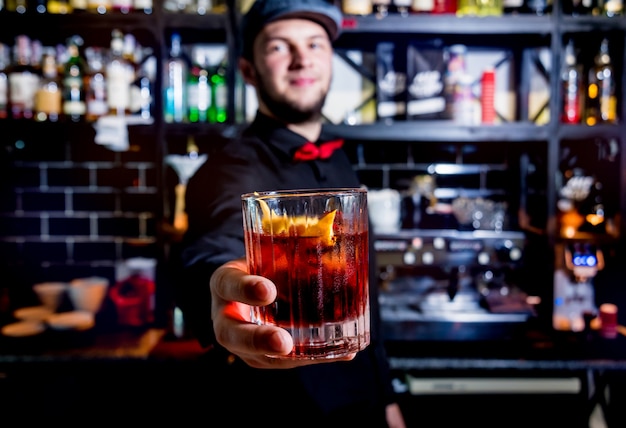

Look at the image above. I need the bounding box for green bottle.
[63,35,87,122]
[186,46,211,123]
[207,46,227,124]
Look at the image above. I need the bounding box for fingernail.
[252,280,273,302]
[268,330,290,353]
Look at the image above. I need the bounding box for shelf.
[162,122,232,136]
[355,162,507,170]
[373,229,526,241]
[0,11,231,42]
[0,11,159,37]
[162,12,229,30]
[326,121,552,142]
[558,124,623,140]
[340,14,555,35]
[561,16,626,32]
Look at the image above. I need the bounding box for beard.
[256,74,328,124]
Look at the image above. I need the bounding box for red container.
[481,67,496,124]
[109,274,155,327]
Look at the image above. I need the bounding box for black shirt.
[180,112,396,425]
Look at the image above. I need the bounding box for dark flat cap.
[241,0,343,59]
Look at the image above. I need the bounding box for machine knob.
[433,237,445,250]
[422,251,434,265]
[403,251,417,265]
[478,251,490,265]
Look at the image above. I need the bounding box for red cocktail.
[242,189,370,359]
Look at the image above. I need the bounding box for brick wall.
[0,122,160,307]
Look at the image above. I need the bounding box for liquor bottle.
[393,0,412,15]
[412,0,435,13]
[31,0,48,13]
[454,73,475,124]
[432,0,456,13]
[443,44,467,119]
[208,49,227,123]
[342,0,373,15]
[30,39,43,76]
[8,35,40,120]
[194,0,209,14]
[585,38,617,126]
[186,45,211,123]
[502,0,524,14]
[211,0,226,13]
[237,0,255,13]
[131,49,155,119]
[87,0,111,13]
[35,47,62,122]
[5,0,27,13]
[602,0,623,16]
[525,0,552,15]
[164,33,188,123]
[62,35,87,122]
[162,0,180,12]
[84,47,108,122]
[202,0,218,12]
[70,0,88,12]
[111,0,132,13]
[173,0,194,12]
[563,0,593,15]
[589,0,601,14]
[0,44,9,119]
[560,39,583,124]
[456,0,479,15]
[478,0,503,15]
[123,33,144,116]
[48,0,73,13]
[133,0,152,13]
[106,29,134,116]
[373,0,391,17]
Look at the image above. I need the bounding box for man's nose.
[291,46,312,67]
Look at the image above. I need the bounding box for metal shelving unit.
[327,121,553,142]
[328,11,625,248]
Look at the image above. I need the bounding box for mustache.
[256,77,327,124]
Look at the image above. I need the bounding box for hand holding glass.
[241,188,370,360]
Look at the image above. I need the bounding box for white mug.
[367,188,401,233]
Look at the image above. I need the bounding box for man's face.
[242,18,334,123]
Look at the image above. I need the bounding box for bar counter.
[1,317,626,368]
[384,320,626,371]
[2,320,626,425]
[0,327,203,362]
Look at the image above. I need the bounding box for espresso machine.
[377,228,538,341]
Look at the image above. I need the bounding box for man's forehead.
[257,18,329,42]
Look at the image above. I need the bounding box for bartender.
[178,0,406,426]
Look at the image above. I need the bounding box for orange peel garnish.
[256,195,337,246]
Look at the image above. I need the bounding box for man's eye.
[268,43,287,53]
[310,40,329,50]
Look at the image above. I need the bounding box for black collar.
[245,112,338,159]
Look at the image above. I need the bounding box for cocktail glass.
[241,188,370,360]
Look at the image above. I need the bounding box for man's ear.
[239,57,257,86]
